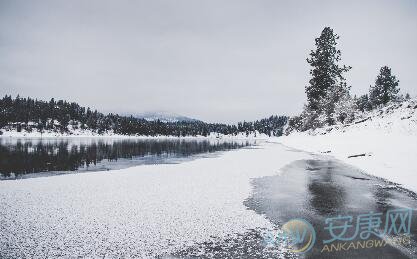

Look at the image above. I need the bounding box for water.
[245,157,417,259]
[0,137,255,179]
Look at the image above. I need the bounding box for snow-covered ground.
[0,128,270,140]
[277,99,417,193]
[0,142,310,258]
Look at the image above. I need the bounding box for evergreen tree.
[305,27,351,113]
[369,66,400,107]
[327,83,355,124]
[304,27,351,127]
[356,94,372,112]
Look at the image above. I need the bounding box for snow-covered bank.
[277,99,417,193]
[0,128,270,140]
[0,142,309,258]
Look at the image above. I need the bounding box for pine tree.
[356,94,372,112]
[326,82,354,124]
[369,66,400,107]
[305,27,351,112]
[304,27,351,127]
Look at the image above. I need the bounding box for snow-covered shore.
[0,142,309,258]
[277,99,417,193]
[0,128,270,140]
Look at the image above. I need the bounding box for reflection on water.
[0,137,254,179]
[245,158,417,259]
[306,160,347,215]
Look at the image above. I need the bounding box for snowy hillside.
[132,111,199,123]
[311,98,417,136]
[278,99,417,192]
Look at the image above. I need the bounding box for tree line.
[287,27,410,132]
[0,95,287,137]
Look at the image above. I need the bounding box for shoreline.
[0,132,271,140]
[275,131,417,194]
[0,129,271,140]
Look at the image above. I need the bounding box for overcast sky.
[1,0,416,123]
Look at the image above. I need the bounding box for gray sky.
[1,0,416,123]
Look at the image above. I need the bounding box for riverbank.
[276,100,417,193]
[0,128,270,140]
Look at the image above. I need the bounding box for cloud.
[1,0,416,123]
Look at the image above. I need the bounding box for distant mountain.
[131,111,200,123]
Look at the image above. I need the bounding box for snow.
[277,99,417,193]
[0,142,310,258]
[0,128,270,140]
[132,111,198,123]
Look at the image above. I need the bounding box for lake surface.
[0,137,255,179]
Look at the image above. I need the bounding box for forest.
[0,95,287,137]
